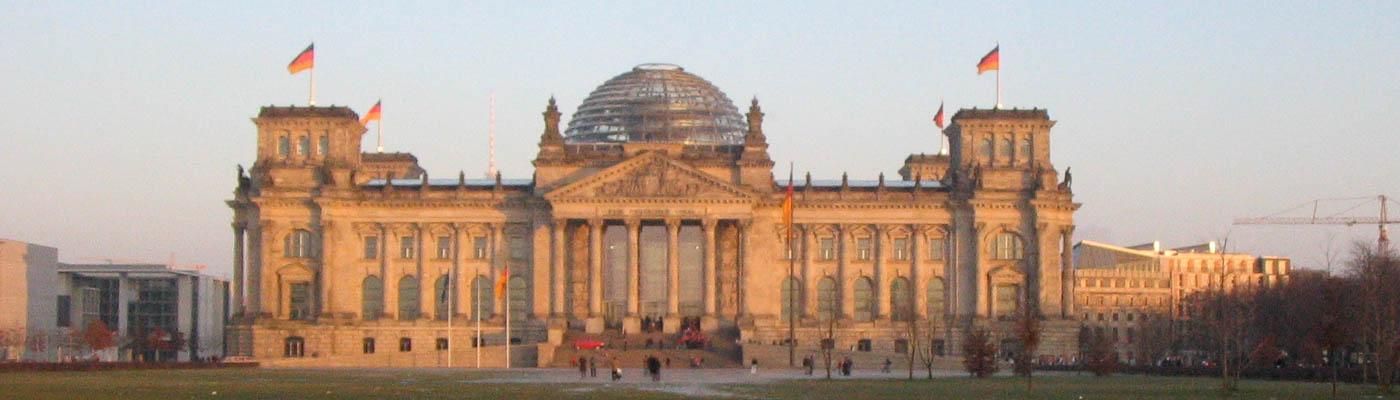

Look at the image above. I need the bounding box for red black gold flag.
[494,266,509,300]
[361,100,382,125]
[933,102,945,129]
[977,45,1000,75]
[287,43,315,74]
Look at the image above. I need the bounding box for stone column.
[551,218,567,317]
[911,225,925,320]
[800,225,813,318]
[232,223,246,316]
[624,218,642,333]
[874,225,887,320]
[415,223,427,320]
[253,220,274,317]
[702,219,718,316]
[379,224,391,319]
[1061,226,1076,318]
[319,220,334,319]
[665,219,681,329]
[837,224,851,319]
[737,219,752,317]
[586,219,605,333]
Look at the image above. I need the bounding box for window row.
[1081,278,1170,289]
[977,136,1034,164]
[275,132,330,159]
[358,275,527,321]
[784,276,951,322]
[361,235,491,260]
[803,237,951,262]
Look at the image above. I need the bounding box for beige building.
[227,64,1082,366]
[1073,240,1291,363]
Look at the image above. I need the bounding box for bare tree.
[1135,311,1175,367]
[917,319,943,379]
[1084,332,1118,376]
[1348,242,1400,394]
[962,328,998,378]
[1012,301,1042,390]
[822,306,836,380]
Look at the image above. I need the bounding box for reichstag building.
[227,64,1081,366]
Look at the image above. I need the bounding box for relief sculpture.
[594,160,705,198]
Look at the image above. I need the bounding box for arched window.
[284,230,314,258]
[362,276,383,320]
[980,138,993,161]
[398,276,420,320]
[890,277,911,322]
[1000,138,1013,162]
[283,336,304,357]
[853,277,874,322]
[817,276,838,321]
[318,135,329,156]
[992,232,1024,260]
[471,275,493,319]
[927,277,945,318]
[434,275,450,321]
[509,276,528,322]
[781,276,801,322]
[1019,139,1033,162]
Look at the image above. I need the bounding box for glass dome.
[564,64,746,145]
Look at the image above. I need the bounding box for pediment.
[545,152,755,202]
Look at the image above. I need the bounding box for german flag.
[287,43,314,74]
[494,266,509,300]
[361,100,382,126]
[933,101,945,129]
[977,45,999,75]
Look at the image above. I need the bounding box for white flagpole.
[476,271,481,368]
[448,251,455,368]
[376,119,384,153]
[995,44,1002,109]
[309,65,317,106]
[505,269,511,369]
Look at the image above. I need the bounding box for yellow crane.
[1234,195,1397,252]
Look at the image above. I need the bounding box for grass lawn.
[0,368,1396,399]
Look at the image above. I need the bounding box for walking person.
[579,356,588,379]
[589,357,597,377]
[750,358,759,374]
[882,358,892,373]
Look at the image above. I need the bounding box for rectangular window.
[399,338,412,352]
[436,236,452,260]
[277,136,290,157]
[298,136,310,157]
[856,238,872,261]
[400,236,415,259]
[363,236,379,259]
[509,235,528,260]
[289,282,310,320]
[893,339,908,354]
[436,338,449,351]
[318,135,329,156]
[928,237,945,261]
[473,237,489,259]
[56,296,71,327]
[363,338,376,354]
[819,238,835,260]
[857,339,872,352]
[893,238,908,261]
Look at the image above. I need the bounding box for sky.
[2,1,1397,278]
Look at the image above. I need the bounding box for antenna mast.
[487,91,497,178]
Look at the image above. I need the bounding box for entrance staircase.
[547,329,742,369]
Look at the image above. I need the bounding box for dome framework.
[564,64,746,145]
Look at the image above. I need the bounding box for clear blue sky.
[2,1,1397,276]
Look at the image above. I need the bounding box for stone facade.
[228,66,1082,365]
[1072,240,1291,363]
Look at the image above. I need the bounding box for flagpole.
[995,69,1001,109]
[309,66,317,106]
[448,247,455,368]
[476,269,481,368]
[505,267,511,369]
[376,120,384,153]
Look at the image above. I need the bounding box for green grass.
[0,368,1396,399]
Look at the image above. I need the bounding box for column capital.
[587,218,604,228]
[232,222,248,231]
[553,217,570,227]
[624,218,642,229]
[665,218,682,230]
[702,218,719,232]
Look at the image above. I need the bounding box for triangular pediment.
[545,152,756,202]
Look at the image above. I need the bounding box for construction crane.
[1234,195,1397,252]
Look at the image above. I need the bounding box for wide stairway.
[548,328,743,369]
